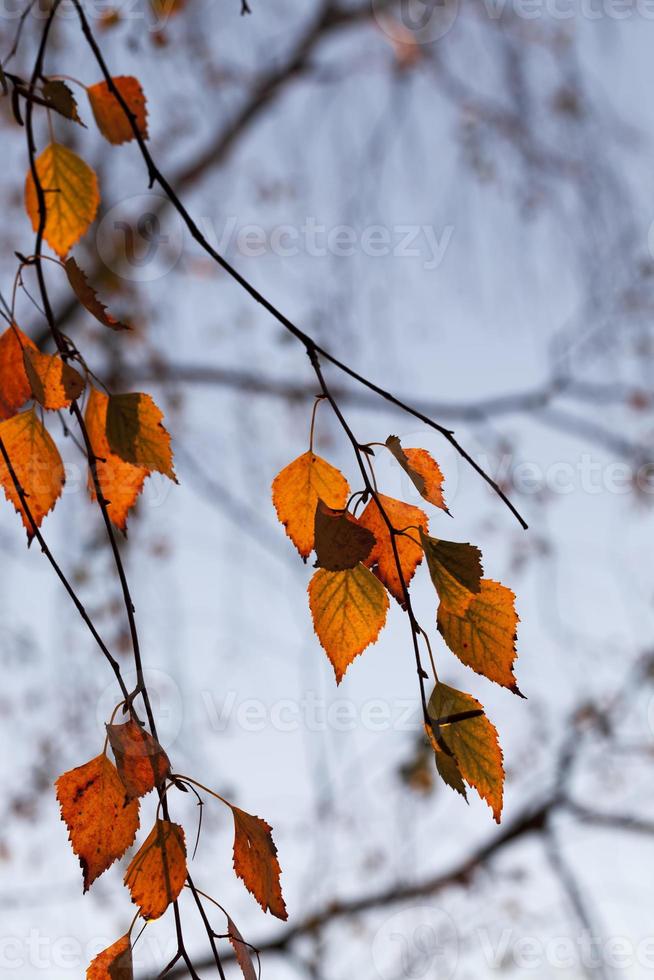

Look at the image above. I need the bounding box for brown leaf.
[420,531,483,614]
[232,807,287,920]
[65,257,130,331]
[228,916,258,980]
[87,935,133,979]
[106,392,176,480]
[124,819,186,920]
[314,500,375,571]
[107,719,171,800]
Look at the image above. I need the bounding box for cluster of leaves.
[272,428,521,823]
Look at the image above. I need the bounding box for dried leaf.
[87,76,148,146]
[85,388,148,532]
[87,935,133,979]
[106,392,176,480]
[359,494,428,604]
[23,348,85,410]
[42,80,83,124]
[272,451,349,559]
[124,819,186,920]
[55,754,139,892]
[25,143,100,258]
[0,325,37,420]
[314,500,375,571]
[228,916,258,980]
[437,580,521,693]
[65,257,130,331]
[428,683,504,822]
[420,531,483,614]
[424,724,468,801]
[107,719,171,799]
[0,408,64,538]
[308,562,389,683]
[232,807,287,920]
[385,436,447,510]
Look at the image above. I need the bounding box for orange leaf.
[232,807,287,920]
[87,76,148,146]
[65,257,130,331]
[428,683,504,822]
[359,494,428,604]
[0,408,64,538]
[437,580,521,693]
[23,348,85,410]
[308,562,389,683]
[124,819,186,920]
[313,500,375,571]
[106,392,176,480]
[87,934,133,979]
[85,388,147,532]
[385,436,448,510]
[0,325,36,419]
[55,754,139,892]
[228,916,258,980]
[107,719,171,800]
[272,451,349,559]
[25,143,100,258]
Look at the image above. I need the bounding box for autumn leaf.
[55,754,140,892]
[314,500,375,571]
[42,80,83,124]
[87,76,148,145]
[124,819,186,920]
[424,724,468,801]
[85,388,148,531]
[107,719,171,800]
[428,683,504,822]
[106,393,176,480]
[23,348,85,410]
[308,562,389,683]
[231,807,287,920]
[0,408,64,538]
[65,257,130,331]
[359,494,428,604]
[25,143,100,258]
[437,580,521,693]
[228,916,258,980]
[420,531,483,614]
[0,325,37,419]
[272,451,349,559]
[385,435,448,511]
[87,935,133,979]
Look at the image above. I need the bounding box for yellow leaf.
[124,819,186,920]
[272,451,349,559]
[308,562,389,683]
[385,435,448,510]
[0,408,64,538]
[23,348,85,410]
[25,143,100,258]
[106,392,176,480]
[428,683,504,822]
[87,76,148,146]
[313,500,375,571]
[55,754,140,892]
[359,494,428,604]
[437,580,521,692]
[85,388,148,532]
[0,325,36,420]
[232,807,287,920]
[420,531,483,615]
[87,935,133,979]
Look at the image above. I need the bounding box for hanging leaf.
[385,435,448,511]
[42,80,83,124]
[0,325,37,420]
[359,493,428,604]
[65,257,131,331]
[124,820,186,920]
[23,348,85,410]
[424,725,468,801]
[227,916,258,980]
[87,935,133,979]
[420,531,483,614]
[428,683,504,822]
[55,754,140,892]
[25,143,100,258]
[231,807,287,920]
[87,76,148,146]
[0,408,64,538]
[313,500,375,571]
[106,392,176,480]
[437,580,521,693]
[107,719,171,800]
[272,451,349,559]
[85,388,148,532]
[308,562,389,683]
